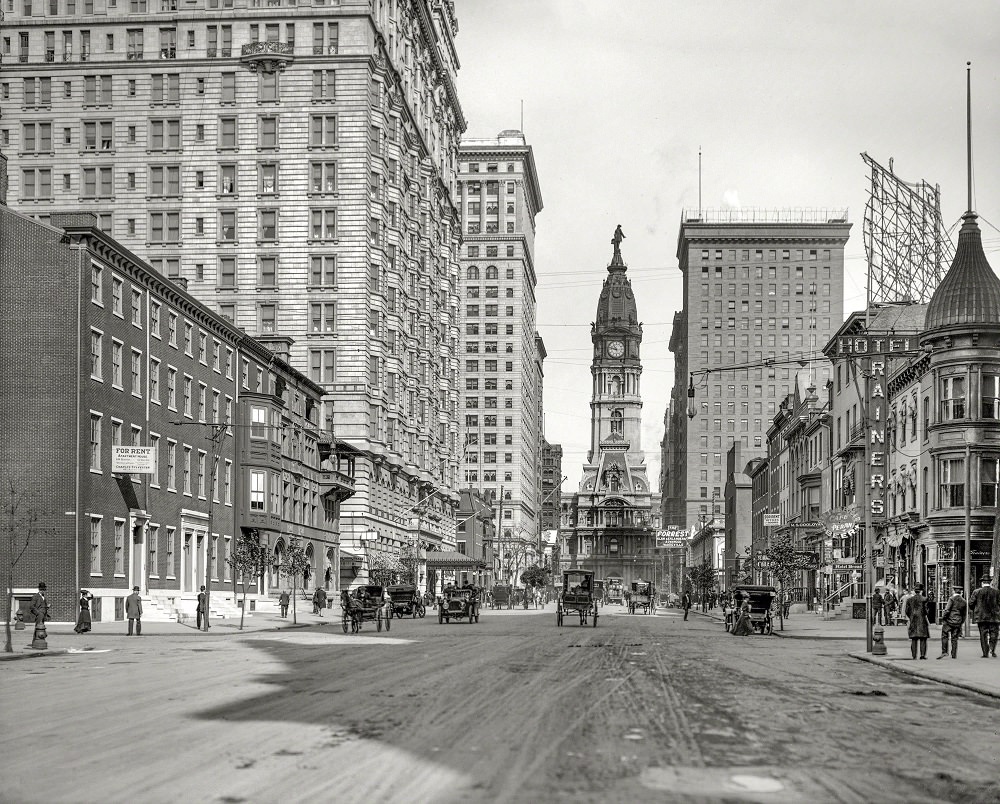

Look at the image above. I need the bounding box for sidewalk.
[0,606,330,661]
[691,607,1000,699]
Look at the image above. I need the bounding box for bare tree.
[277,539,310,624]
[2,475,52,653]
[760,533,814,631]
[226,534,266,630]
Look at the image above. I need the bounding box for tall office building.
[1,0,467,576]
[661,210,851,534]
[456,131,545,555]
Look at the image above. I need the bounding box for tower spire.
[966,61,973,213]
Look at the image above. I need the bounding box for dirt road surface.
[3,606,998,803]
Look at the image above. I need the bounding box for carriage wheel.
[418,604,425,618]
[376,610,383,632]
[341,612,350,634]
[765,617,773,636]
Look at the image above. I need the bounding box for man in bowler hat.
[126,586,143,635]
[969,577,1000,658]
[938,584,967,659]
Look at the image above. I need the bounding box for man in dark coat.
[29,582,49,626]
[969,577,1000,658]
[938,585,967,659]
[904,583,930,659]
[196,585,208,630]
[125,586,143,636]
[681,591,692,621]
[278,589,290,617]
[871,588,885,626]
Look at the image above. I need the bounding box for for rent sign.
[113,445,156,474]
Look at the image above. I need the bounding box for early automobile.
[726,585,776,635]
[386,584,426,619]
[341,585,389,634]
[440,586,480,624]
[557,569,598,627]
[593,579,606,608]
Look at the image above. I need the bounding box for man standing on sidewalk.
[871,587,885,626]
[196,586,208,631]
[278,589,290,618]
[681,590,692,621]
[969,577,1000,658]
[938,585,967,659]
[125,586,143,636]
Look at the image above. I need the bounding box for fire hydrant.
[872,624,887,656]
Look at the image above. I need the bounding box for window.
[258,162,278,194]
[20,168,52,200]
[166,367,177,408]
[258,209,277,241]
[149,211,180,244]
[982,457,1000,507]
[166,440,176,490]
[258,116,278,149]
[220,72,236,103]
[89,413,102,471]
[310,255,336,286]
[89,330,103,379]
[219,164,236,194]
[250,471,266,510]
[149,118,180,151]
[182,375,192,417]
[151,73,179,104]
[219,257,236,288]
[310,209,336,240]
[258,303,276,333]
[89,517,102,574]
[310,115,337,146]
[939,457,965,507]
[130,349,142,395]
[81,167,113,199]
[219,116,237,149]
[127,28,143,58]
[258,70,278,102]
[309,349,335,384]
[259,256,276,287]
[114,519,125,575]
[149,165,180,197]
[982,374,1000,419]
[182,446,192,494]
[149,358,160,402]
[312,69,335,100]
[310,161,337,194]
[940,376,966,420]
[110,341,123,386]
[311,303,335,332]
[219,210,237,242]
[149,435,160,486]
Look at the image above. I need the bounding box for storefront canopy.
[424,550,486,570]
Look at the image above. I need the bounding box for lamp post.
[363,527,377,586]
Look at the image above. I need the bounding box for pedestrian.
[731,598,753,636]
[926,589,937,624]
[871,587,885,626]
[937,584,967,659]
[884,588,898,625]
[968,577,1000,658]
[904,583,930,659]
[126,585,143,636]
[29,581,49,638]
[782,590,791,619]
[899,586,914,626]
[196,585,208,630]
[74,589,94,634]
[312,587,327,616]
[681,590,692,621]
[278,589,290,618]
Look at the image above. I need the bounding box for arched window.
[466,266,479,280]
[485,265,498,279]
[611,409,623,435]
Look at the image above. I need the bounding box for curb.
[0,648,71,662]
[850,652,1000,700]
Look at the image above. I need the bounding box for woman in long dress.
[74,589,94,633]
[731,599,754,636]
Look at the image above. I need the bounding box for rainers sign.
[867,359,886,520]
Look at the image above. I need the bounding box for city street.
[3,607,999,804]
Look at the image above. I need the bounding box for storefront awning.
[424,550,487,570]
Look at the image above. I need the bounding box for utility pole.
[202,423,228,631]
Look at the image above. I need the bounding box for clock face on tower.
[607,340,624,358]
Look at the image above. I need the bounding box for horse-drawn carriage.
[340,585,389,633]
[491,584,513,610]
[725,585,776,635]
[628,580,654,615]
[440,586,481,624]
[606,577,624,606]
[593,580,606,608]
[386,584,426,619]
[557,569,598,627]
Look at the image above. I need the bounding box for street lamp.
[363,527,377,583]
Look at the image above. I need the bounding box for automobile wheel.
[439,609,444,624]
[418,604,426,618]
[342,612,349,634]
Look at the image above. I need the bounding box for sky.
[453,0,1000,497]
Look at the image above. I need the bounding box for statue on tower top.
[612,224,625,249]
[610,224,626,268]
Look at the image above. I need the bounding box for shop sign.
[763,513,782,527]
[833,335,921,357]
[865,358,887,521]
[938,543,956,561]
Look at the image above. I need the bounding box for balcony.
[240,41,294,73]
[319,468,355,502]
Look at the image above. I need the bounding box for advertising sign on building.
[655,528,685,548]
[865,358,887,521]
[763,513,781,527]
[112,446,156,474]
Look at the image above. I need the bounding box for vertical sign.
[867,358,886,521]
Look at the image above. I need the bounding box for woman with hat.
[904,583,930,659]
[74,589,94,634]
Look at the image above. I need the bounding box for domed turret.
[595,240,640,331]
[924,212,1000,331]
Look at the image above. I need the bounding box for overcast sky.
[454,0,1000,498]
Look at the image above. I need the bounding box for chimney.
[0,152,7,205]
[172,276,189,290]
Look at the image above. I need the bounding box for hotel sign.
[866,359,886,520]
[833,335,922,357]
